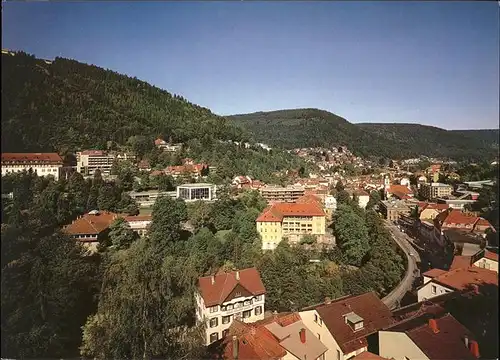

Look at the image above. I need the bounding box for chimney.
[299,328,306,343]
[428,319,439,334]
[469,340,480,358]
[232,336,239,360]
[464,335,469,349]
[236,271,240,281]
[325,297,331,305]
[211,275,215,285]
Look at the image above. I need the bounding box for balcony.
[222,304,254,316]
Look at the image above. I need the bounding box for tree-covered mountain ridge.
[1,51,248,153]
[228,109,498,161]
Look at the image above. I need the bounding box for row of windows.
[209,307,262,327]
[208,296,263,313]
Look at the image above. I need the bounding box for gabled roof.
[387,185,413,195]
[430,267,498,291]
[296,194,322,205]
[301,292,394,354]
[256,203,325,222]
[352,352,389,360]
[1,152,63,163]
[198,268,266,307]
[422,268,447,278]
[64,211,118,236]
[450,256,473,270]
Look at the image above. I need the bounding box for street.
[381,221,421,309]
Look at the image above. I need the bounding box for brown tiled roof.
[123,215,152,222]
[296,194,322,205]
[1,152,63,163]
[432,267,498,291]
[198,268,266,307]
[64,211,118,236]
[388,185,413,195]
[450,256,473,270]
[256,203,325,222]
[405,314,475,360]
[352,351,389,360]
[484,250,499,262]
[304,292,395,354]
[423,268,447,278]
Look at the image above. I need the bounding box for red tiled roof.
[392,191,411,200]
[256,202,325,222]
[1,152,63,163]
[450,256,473,270]
[432,267,498,291]
[305,292,395,354]
[352,352,389,360]
[64,211,118,236]
[154,138,166,146]
[296,194,322,205]
[406,314,475,360]
[423,268,447,278]
[484,250,499,262]
[387,185,413,195]
[123,215,152,222]
[198,268,266,307]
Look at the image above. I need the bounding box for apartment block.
[259,185,305,203]
[419,182,453,200]
[195,268,266,345]
[76,150,127,176]
[1,152,63,180]
[256,202,326,251]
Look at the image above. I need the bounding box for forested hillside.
[1,51,305,183]
[229,109,498,161]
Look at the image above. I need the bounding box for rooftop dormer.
[344,312,364,331]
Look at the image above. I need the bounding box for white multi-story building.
[76,150,135,176]
[177,183,217,202]
[1,153,63,180]
[195,268,266,345]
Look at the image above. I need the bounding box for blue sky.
[2,1,499,129]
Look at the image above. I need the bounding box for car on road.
[409,252,414,257]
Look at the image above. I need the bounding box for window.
[235,302,242,309]
[319,318,323,326]
[235,292,242,298]
[209,318,218,328]
[222,315,231,324]
[431,285,437,294]
[222,329,229,338]
[255,295,262,302]
[244,299,252,306]
[314,314,318,323]
[255,306,262,316]
[243,310,252,319]
[337,350,341,360]
[210,306,218,313]
[209,332,219,343]
[227,304,234,311]
[317,333,321,340]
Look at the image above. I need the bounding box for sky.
[2,1,499,130]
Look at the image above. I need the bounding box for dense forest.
[1,171,405,359]
[229,109,498,161]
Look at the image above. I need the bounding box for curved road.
[381,220,421,309]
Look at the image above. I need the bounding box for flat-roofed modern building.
[1,152,63,180]
[76,150,135,176]
[259,185,305,203]
[128,189,176,207]
[176,183,217,202]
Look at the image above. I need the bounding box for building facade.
[128,190,176,207]
[256,203,326,251]
[76,150,119,176]
[420,183,453,200]
[176,183,216,202]
[1,153,63,180]
[195,268,266,345]
[260,185,305,203]
[379,200,411,221]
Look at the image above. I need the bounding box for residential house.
[378,313,478,360]
[232,176,265,191]
[208,312,328,360]
[417,266,497,302]
[471,249,498,272]
[1,152,64,180]
[417,203,450,221]
[385,185,413,200]
[123,215,152,237]
[63,210,118,252]
[346,189,370,209]
[299,292,395,360]
[256,202,326,250]
[165,163,208,179]
[195,268,266,345]
[137,159,151,172]
[426,164,442,183]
